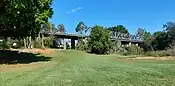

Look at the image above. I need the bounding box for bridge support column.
[71,39,75,49]
[63,38,66,50]
[136,43,138,46]
[129,42,132,46]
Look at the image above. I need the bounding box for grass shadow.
[0,50,52,64]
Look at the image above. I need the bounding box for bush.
[145,51,170,57]
[43,37,54,48]
[33,40,42,48]
[0,38,12,49]
[167,42,175,56]
[33,37,55,49]
[0,42,10,49]
[109,40,122,53]
[127,45,144,55]
[76,39,88,51]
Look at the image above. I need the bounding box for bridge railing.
[110,31,143,42]
[42,31,143,42]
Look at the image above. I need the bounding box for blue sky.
[50,0,175,34]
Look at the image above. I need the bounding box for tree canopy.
[0,0,53,39]
[75,21,89,35]
[88,26,111,54]
[108,25,129,33]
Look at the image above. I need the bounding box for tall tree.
[152,21,175,50]
[88,25,111,54]
[163,21,175,43]
[0,0,53,48]
[136,28,151,41]
[108,25,129,33]
[58,24,65,33]
[75,21,89,35]
[136,28,153,51]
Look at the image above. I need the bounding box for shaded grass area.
[0,50,52,64]
[0,50,175,86]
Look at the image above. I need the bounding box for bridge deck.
[43,32,143,43]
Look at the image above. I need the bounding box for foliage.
[109,40,122,53]
[33,37,54,48]
[88,25,111,54]
[75,21,89,35]
[76,39,88,51]
[43,37,55,48]
[151,21,175,50]
[0,41,10,49]
[44,22,58,33]
[127,45,144,55]
[0,0,53,39]
[108,25,129,33]
[136,28,151,41]
[167,42,175,56]
[145,51,170,57]
[57,24,65,33]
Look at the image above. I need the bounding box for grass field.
[0,50,175,86]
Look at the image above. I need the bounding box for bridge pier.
[129,42,132,46]
[63,38,66,50]
[71,39,75,49]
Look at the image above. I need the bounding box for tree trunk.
[29,36,33,49]
[41,33,45,48]
[23,38,27,49]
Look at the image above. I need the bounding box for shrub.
[33,40,42,48]
[43,37,54,48]
[110,40,122,53]
[76,39,88,51]
[0,42,10,49]
[127,44,144,55]
[0,38,12,49]
[145,51,170,57]
[167,42,175,56]
[33,37,55,49]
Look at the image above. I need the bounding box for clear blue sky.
[50,0,175,34]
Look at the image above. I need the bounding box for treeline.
[75,21,175,56]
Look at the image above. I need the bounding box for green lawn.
[0,50,175,86]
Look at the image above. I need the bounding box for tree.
[136,28,151,41]
[163,21,175,43]
[152,31,168,50]
[0,0,53,49]
[75,21,89,35]
[136,28,153,51]
[88,25,111,54]
[108,25,129,33]
[0,0,5,14]
[58,24,65,33]
[151,21,175,50]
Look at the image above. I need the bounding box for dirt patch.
[0,62,44,72]
[131,56,175,60]
[13,49,53,54]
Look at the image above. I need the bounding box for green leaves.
[89,25,111,54]
[75,21,89,35]
[108,25,129,33]
[0,0,53,39]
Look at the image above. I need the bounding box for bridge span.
[43,31,143,49]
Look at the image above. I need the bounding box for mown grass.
[0,50,175,86]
